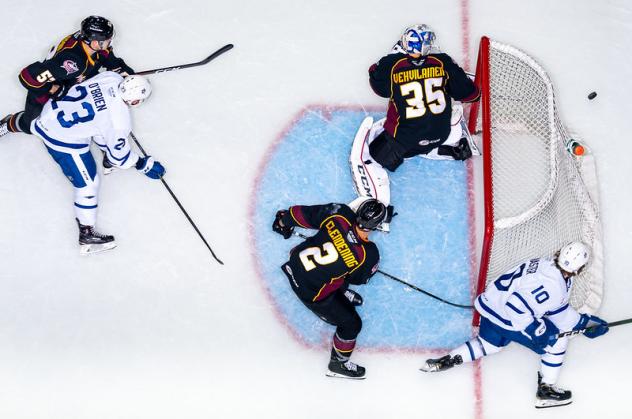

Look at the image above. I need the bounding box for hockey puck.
[588,91,597,100]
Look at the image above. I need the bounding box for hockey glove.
[575,314,609,339]
[524,318,558,350]
[136,156,165,179]
[272,210,294,239]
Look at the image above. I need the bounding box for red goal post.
[467,36,604,326]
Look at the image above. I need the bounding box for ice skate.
[535,372,572,409]
[77,218,117,255]
[326,359,366,380]
[0,114,11,138]
[102,153,116,175]
[420,354,463,372]
[460,119,480,157]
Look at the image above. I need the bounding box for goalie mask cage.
[468,37,603,325]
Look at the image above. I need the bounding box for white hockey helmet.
[119,75,152,107]
[401,24,436,56]
[557,242,590,274]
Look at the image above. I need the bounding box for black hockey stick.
[293,231,472,309]
[134,44,234,76]
[130,133,224,265]
[556,317,632,338]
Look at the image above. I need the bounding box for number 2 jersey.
[281,203,380,303]
[369,49,479,151]
[33,71,141,169]
[475,257,582,334]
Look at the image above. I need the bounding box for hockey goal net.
[468,37,603,322]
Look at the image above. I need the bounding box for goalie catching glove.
[136,156,165,179]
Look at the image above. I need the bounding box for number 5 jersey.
[281,203,380,303]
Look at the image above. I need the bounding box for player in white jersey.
[420,242,609,409]
[32,71,165,255]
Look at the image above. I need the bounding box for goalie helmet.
[401,24,436,56]
[119,75,152,107]
[557,242,590,274]
[81,16,114,42]
[355,198,387,231]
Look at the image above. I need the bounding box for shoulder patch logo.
[61,60,79,75]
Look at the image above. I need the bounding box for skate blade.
[534,399,572,409]
[80,242,117,255]
[376,222,390,233]
[419,363,440,373]
[325,370,366,380]
[103,167,117,175]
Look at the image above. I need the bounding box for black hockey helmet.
[81,16,114,42]
[355,198,387,231]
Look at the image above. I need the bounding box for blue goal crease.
[253,107,472,350]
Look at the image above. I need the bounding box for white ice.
[0,1,630,418]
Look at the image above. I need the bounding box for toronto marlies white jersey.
[475,257,581,333]
[33,71,140,169]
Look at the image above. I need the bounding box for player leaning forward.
[350,25,480,228]
[32,71,165,254]
[421,242,609,408]
[273,199,387,379]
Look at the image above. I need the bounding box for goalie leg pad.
[349,117,391,205]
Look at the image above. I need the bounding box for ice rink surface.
[0,1,631,418]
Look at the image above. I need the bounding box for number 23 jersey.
[34,71,138,169]
[283,203,380,303]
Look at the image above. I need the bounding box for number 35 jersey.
[33,71,140,169]
[369,52,479,150]
[282,203,380,303]
[475,257,581,333]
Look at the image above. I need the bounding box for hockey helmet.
[356,198,387,231]
[119,75,152,107]
[401,24,436,56]
[81,16,114,42]
[557,242,590,274]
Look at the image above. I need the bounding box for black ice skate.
[102,153,116,175]
[326,359,366,380]
[420,354,463,373]
[77,218,117,255]
[535,372,572,409]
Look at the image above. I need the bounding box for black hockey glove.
[272,210,294,239]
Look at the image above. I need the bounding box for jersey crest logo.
[61,60,79,75]
[346,231,358,244]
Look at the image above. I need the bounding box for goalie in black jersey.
[273,198,387,379]
[0,16,134,137]
[349,25,480,231]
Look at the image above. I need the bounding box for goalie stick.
[293,232,472,309]
[130,133,224,265]
[556,317,632,338]
[134,44,234,76]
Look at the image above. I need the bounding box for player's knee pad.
[337,312,362,340]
